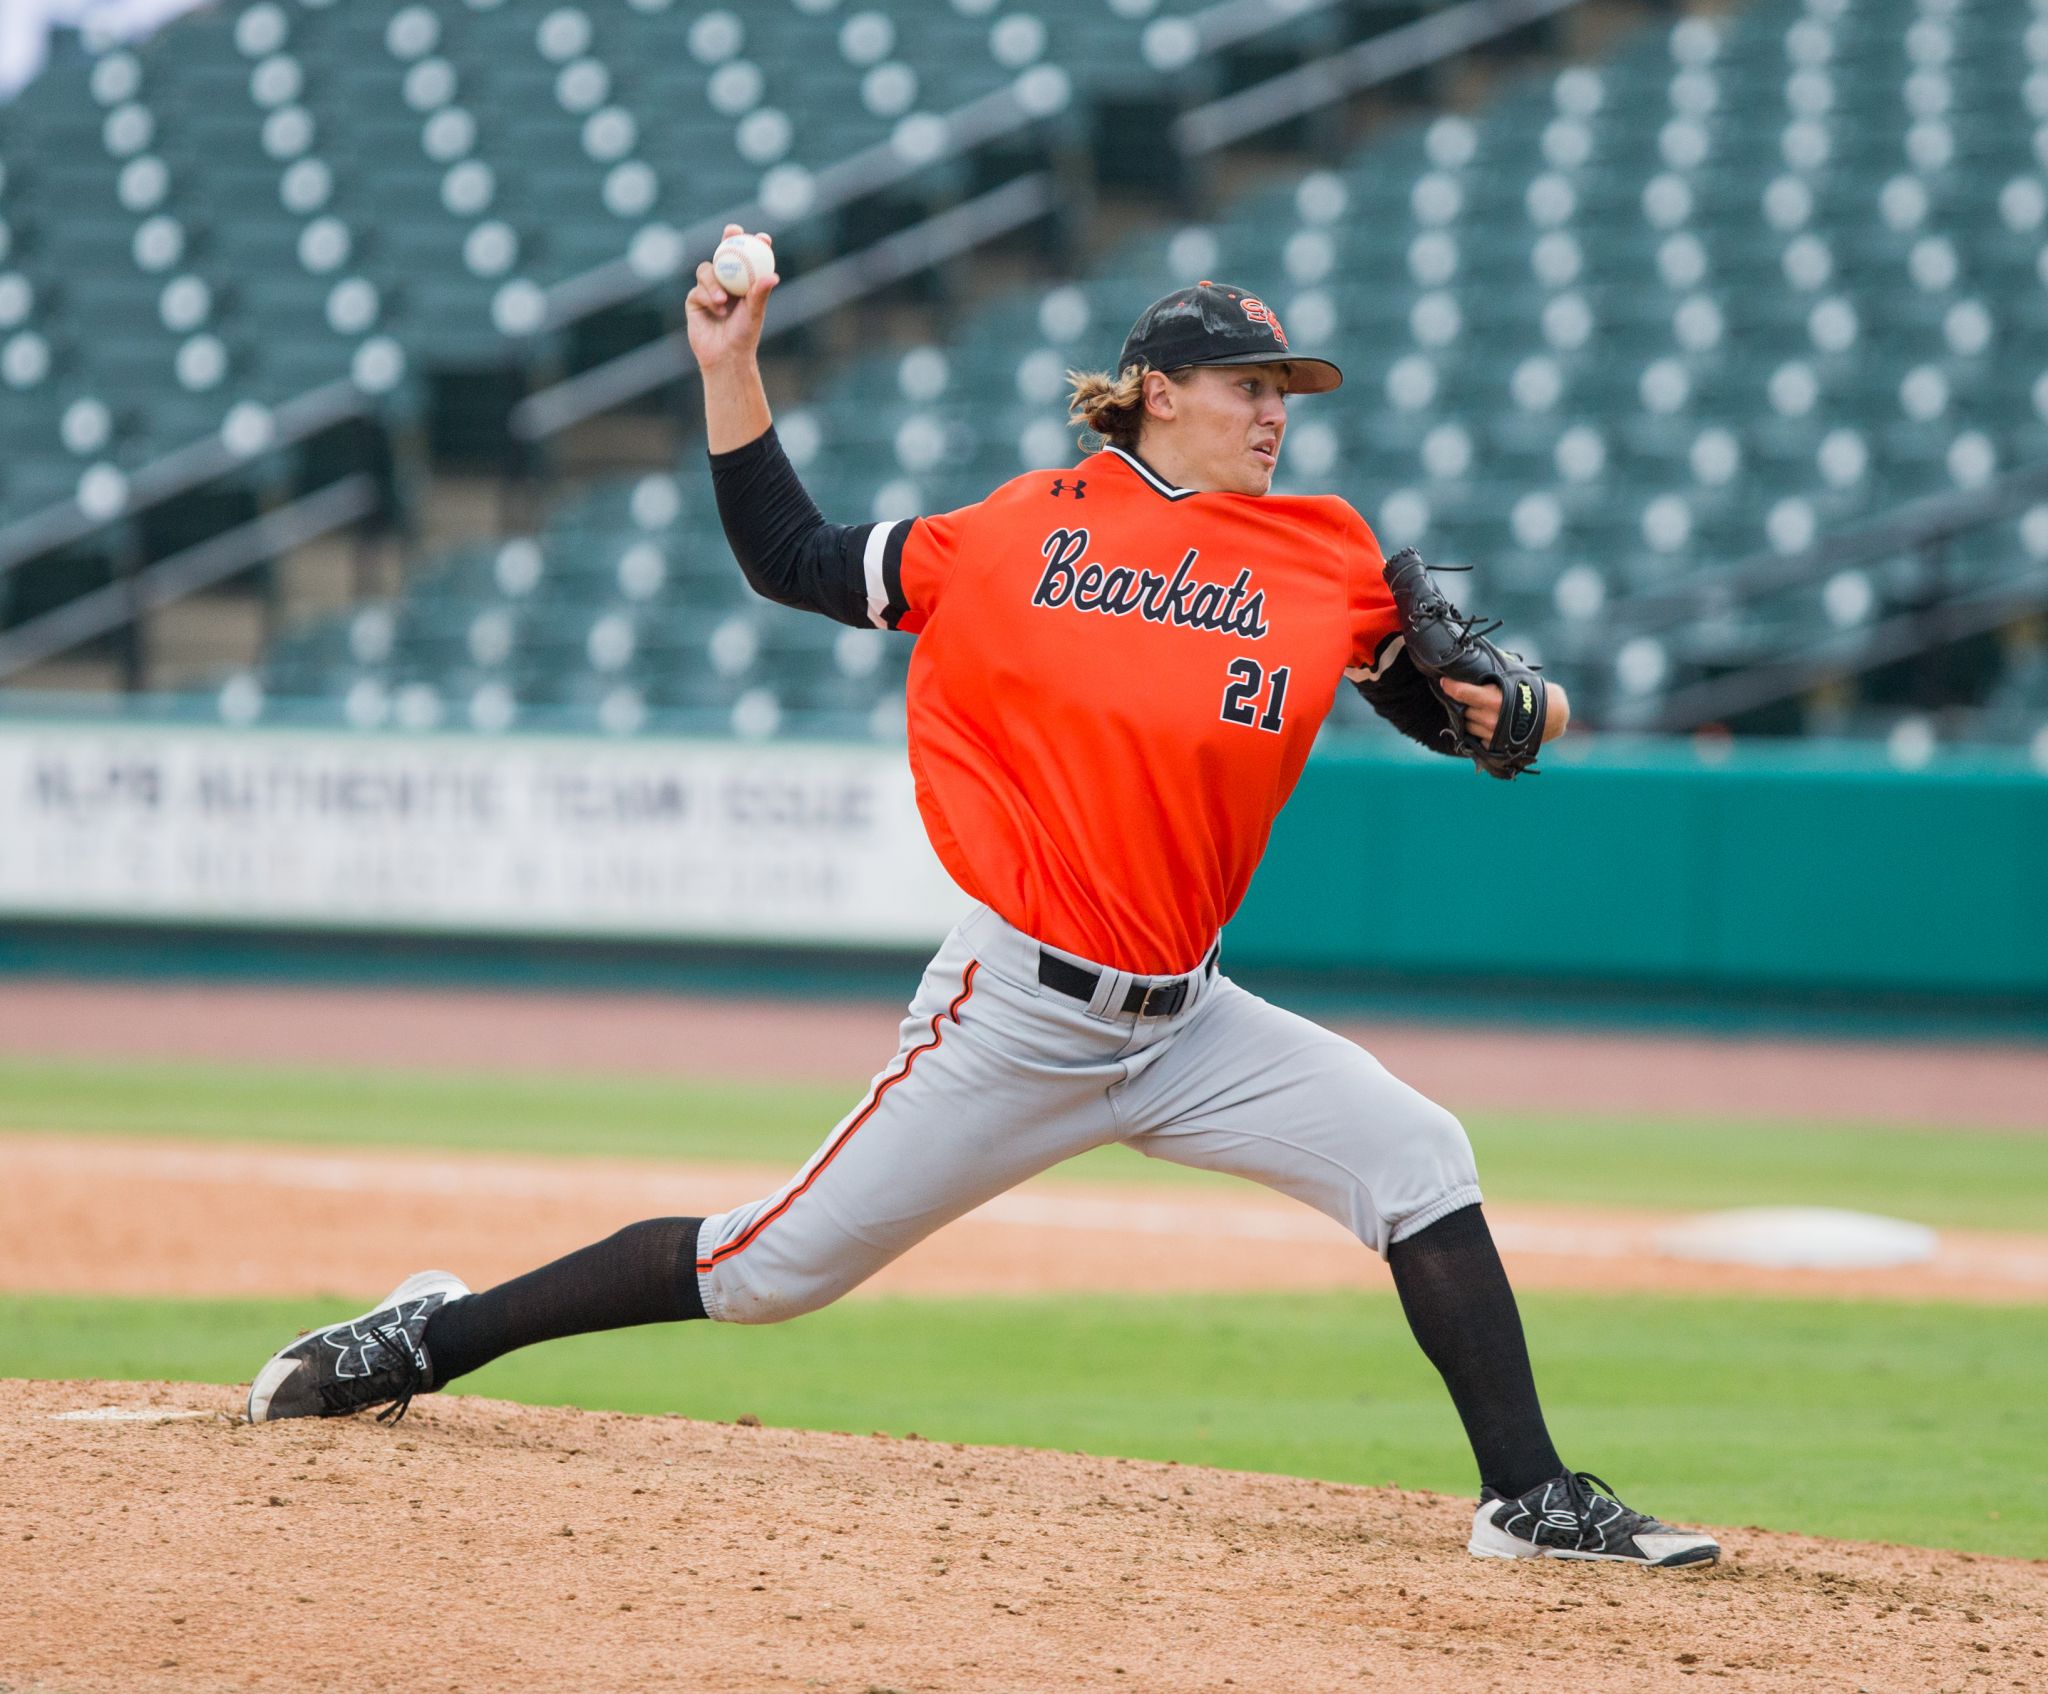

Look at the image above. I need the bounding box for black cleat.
[1469,1470,1721,1567]
[245,1270,469,1424]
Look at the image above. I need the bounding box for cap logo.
[1238,295,1288,347]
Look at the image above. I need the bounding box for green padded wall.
[1230,741,2046,996]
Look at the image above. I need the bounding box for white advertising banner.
[0,723,973,945]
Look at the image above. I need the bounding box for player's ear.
[1142,369,1177,422]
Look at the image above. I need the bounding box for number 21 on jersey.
[1220,657,1289,732]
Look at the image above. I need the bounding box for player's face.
[1145,365,1291,496]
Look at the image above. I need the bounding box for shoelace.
[369,1321,428,1425]
[1418,596,1504,653]
[1560,1471,1653,1542]
[1409,566,1505,654]
[1426,564,1543,666]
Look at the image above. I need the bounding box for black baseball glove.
[1381,547,1547,780]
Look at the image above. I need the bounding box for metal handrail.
[1174,0,1586,155]
[0,474,379,681]
[1613,460,2048,633]
[526,0,1361,334]
[0,380,370,579]
[509,173,1059,444]
[1648,568,2048,732]
[1190,0,1364,59]
[1578,455,2048,730]
[531,78,1077,337]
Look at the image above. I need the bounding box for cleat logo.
[322,1327,380,1381]
[318,1301,426,1380]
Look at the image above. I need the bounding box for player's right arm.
[687,224,946,632]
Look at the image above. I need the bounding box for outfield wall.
[1237,739,2045,998]
[0,722,2038,1003]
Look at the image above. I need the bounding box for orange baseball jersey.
[862,445,1402,975]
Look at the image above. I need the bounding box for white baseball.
[711,233,774,295]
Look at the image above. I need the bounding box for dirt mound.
[3,1381,2041,1694]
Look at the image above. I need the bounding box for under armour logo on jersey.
[1049,478,1086,499]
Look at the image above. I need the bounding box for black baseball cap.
[1117,280,1343,395]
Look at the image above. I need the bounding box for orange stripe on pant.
[696,960,979,1273]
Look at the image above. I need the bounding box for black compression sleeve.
[1354,648,1461,756]
[1389,1203,1565,1499]
[708,426,877,629]
[422,1217,706,1389]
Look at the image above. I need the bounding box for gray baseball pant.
[695,903,1482,1323]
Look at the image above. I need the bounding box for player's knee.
[1347,1061,1477,1190]
[715,1282,826,1326]
[709,1267,855,1326]
[1416,1098,1478,1186]
[1357,1100,1481,1255]
[1375,1096,1479,1208]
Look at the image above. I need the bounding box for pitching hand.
[685,223,779,372]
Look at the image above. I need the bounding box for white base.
[1655,1206,1936,1270]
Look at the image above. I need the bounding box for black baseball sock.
[422,1216,706,1389]
[1387,1202,1564,1500]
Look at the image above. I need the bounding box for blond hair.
[1065,362,1193,452]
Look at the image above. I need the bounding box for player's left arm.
[1349,645,1461,755]
[1351,649,1569,753]
[1341,514,1568,771]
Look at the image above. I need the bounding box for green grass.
[0,1055,849,1165]
[3,1054,2044,1229]
[4,1288,2041,1558]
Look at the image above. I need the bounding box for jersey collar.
[1102,444,1199,502]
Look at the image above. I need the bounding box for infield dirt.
[3,1379,2041,1694]
[5,1134,2046,1304]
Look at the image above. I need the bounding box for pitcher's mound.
[6,1379,2040,1693]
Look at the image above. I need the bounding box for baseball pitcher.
[246,225,1718,1570]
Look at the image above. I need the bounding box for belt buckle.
[1136,979,1179,1019]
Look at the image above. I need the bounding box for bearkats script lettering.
[1030,527,1270,639]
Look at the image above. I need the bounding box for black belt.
[1037,946,1218,1019]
